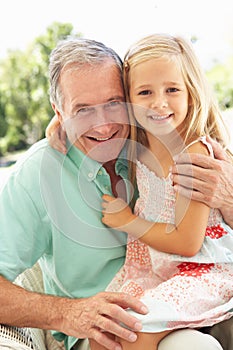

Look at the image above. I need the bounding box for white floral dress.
[106,137,233,332]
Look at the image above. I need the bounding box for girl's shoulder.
[182,136,214,157]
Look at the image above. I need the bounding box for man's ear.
[51,103,63,126]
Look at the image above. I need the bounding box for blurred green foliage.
[0,24,232,156]
[206,56,233,110]
[0,22,81,156]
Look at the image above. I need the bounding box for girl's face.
[129,57,189,136]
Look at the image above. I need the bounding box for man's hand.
[171,137,233,227]
[61,291,148,350]
[0,276,148,350]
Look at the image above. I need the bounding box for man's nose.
[95,105,112,126]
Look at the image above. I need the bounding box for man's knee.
[158,329,223,350]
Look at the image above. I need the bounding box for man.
[0,37,232,350]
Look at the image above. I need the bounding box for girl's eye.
[167,87,179,93]
[138,90,151,96]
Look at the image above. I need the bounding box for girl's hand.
[45,115,67,154]
[102,194,134,230]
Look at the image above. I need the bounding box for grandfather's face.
[55,59,129,163]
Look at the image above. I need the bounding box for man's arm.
[0,275,147,350]
[171,137,233,228]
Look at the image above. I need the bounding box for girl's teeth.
[95,137,110,141]
[150,115,168,120]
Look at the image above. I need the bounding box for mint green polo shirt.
[0,138,130,349]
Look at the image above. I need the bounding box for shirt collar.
[66,140,128,181]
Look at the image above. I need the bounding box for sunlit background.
[1,0,233,67]
[0,0,233,187]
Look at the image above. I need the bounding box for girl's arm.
[102,141,210,257]
[45,115,67,154]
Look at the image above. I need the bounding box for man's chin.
[87,149,121,163]
[87,141,126,163]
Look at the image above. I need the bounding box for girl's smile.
[129,57,189,135]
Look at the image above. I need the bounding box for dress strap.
[181,136,214,158]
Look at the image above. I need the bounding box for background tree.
[0,22,82,156]
[0,25,232,157]
[206,55,233,110]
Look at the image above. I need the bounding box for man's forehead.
[60,62,122,91]
[60,64,124,111]
[61,58,118,75]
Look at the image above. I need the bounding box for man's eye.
[105,101,125,110]
[138,90,151,96]
[107,101,121,107]
[77,107,95,116]
[110,101,121,106]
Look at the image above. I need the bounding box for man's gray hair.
[49,37,123,110]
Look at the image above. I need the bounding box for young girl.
[99,33,233,350]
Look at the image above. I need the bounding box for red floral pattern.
[176,262,214,277]
[127,239,151,265]
[205,224,228,239]
[122,281,144,298]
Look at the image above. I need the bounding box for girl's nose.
[150,95,168,109]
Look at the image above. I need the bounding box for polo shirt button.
[88,172,93,179]
[98,170,102,176]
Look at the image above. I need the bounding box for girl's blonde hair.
[123,33,231,187]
